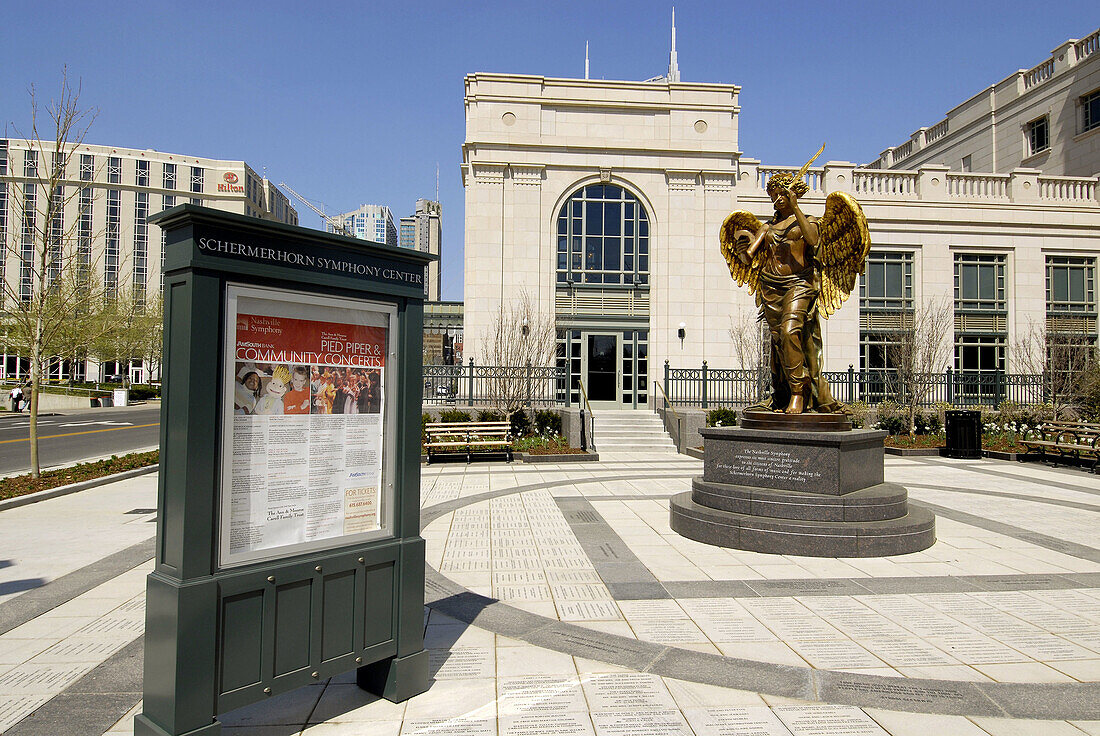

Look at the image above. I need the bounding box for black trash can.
[944,409,982,459]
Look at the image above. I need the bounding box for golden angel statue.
[720,160,870,415]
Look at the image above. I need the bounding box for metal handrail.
[653,379,680,424]
[576,378,595,450]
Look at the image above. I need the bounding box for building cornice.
[465,71,740,95]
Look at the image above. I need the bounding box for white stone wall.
[464,73,1100,386]
[877,29,1100,177]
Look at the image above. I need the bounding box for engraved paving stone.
[682,705,794,736]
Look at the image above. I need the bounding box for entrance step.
[591,410,678,454]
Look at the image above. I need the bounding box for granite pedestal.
[670,425,935,557]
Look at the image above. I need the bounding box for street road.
[0,405,160,476]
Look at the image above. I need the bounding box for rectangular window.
[1026,115,1050,155]
[860,251,913,311]
[0,182,6,305]
[954,254,1006,312]
[961,155,972,172]
[80,154,94,181]
[955,335,1005,373]
[108,156,122,184]
[48,185,63,287]
[105,190,121,298]
[163,163,176,189]
[24,149,38,177]
[1047,256,1096,314]
[136,160,149,187]
[134,191,148,302]
[78,187,93,274]
[0,139,7,176]
[20,184,36,302]
[190,166,204,194]
[1083,89,1100,133]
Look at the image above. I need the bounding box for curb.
[516,451,599,463]
[685,446,704,460]
[884,446,944,456]
[0,464,159,512]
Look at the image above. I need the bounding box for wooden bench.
[425,421,513,464]
[1020,421,1100,473]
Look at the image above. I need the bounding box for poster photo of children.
[234,362,313,415]
[308,366,382,414]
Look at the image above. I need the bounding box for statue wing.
[815,192,871,318]
[719,210,766,296]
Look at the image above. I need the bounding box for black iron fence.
[424,360,1052,411]
[662,361,1048,409]
[423,360,569,408]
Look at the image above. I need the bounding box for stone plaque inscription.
[714,446,823,487]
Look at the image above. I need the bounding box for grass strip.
[0,450,159,501]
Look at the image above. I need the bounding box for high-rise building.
[399,216,416,251]
[328,204,397,246]
[410,199,441,301]
[0,139,298,383]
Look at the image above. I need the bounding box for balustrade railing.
[924,119,949,144]
[1023,58,1055,89]
[756,167,823,195]
[1039,175,1097,202]
[852,170,918,197]
[1076,30,1100,61]
[946,173,1010,199]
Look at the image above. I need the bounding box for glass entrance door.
[583,333,620,408]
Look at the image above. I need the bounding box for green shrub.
[510,409,531,437]
[874,401,908,435]
[913,411,942,435]
[706,408,739,427]
[438,409,471,423]
[477,409,504,422]
[127,384,161,401]
[845,400,868,429]
[421,413,432,442]
[535,409,562,436]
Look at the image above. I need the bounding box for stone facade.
[462,71,1100,408]
[871,28,1100,176]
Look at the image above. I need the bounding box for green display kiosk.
[136,206,433,736]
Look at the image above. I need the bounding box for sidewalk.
[1,450,1099,735]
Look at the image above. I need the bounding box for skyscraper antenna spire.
[667,7,680,82]
[585,41,590,80]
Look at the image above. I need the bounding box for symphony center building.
[462,30,1100,410]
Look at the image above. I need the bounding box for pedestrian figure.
[10,385,22,412]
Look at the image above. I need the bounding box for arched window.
[556,184,649,285]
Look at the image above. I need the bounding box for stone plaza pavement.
[1,447,1100,735]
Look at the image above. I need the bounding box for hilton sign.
[218,171,244,194]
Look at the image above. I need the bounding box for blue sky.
[4,1,1097,300]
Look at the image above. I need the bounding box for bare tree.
[728,308,768,371]
[1,70,103,476]
[1014,316,1097,419]
[728,307,770,405]
[478,292,557,419]
[886,296,954,435]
